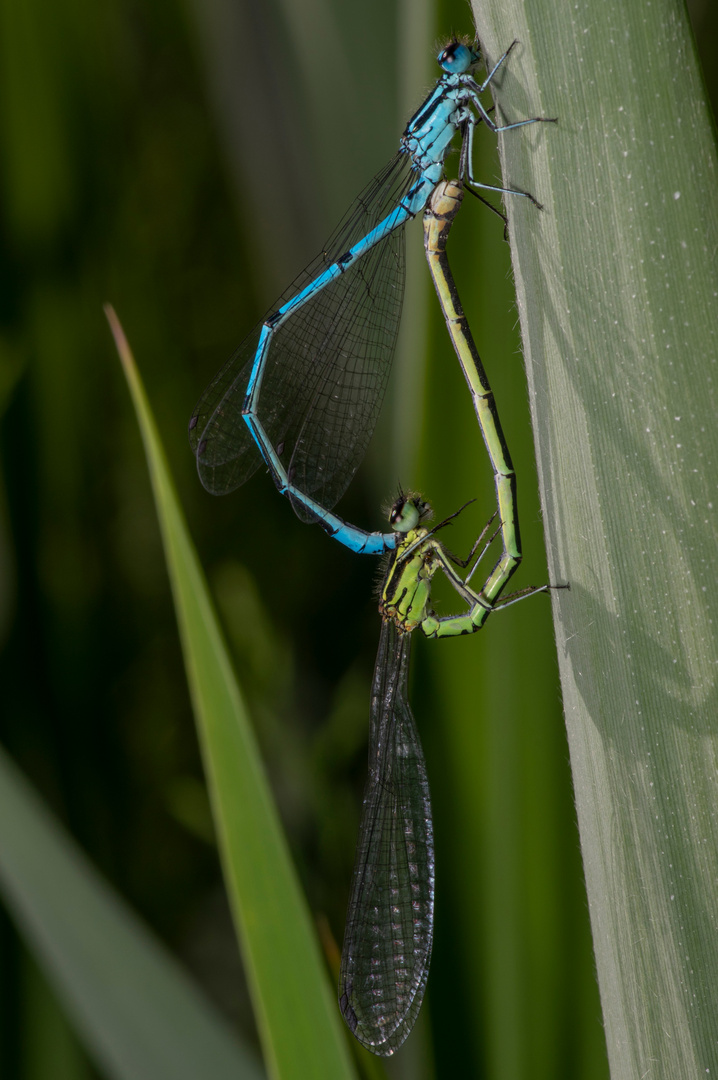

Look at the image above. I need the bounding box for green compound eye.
[389,496,420,532]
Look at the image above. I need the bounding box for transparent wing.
[187,324,262,494]
[189,153,414,512]
[339,618,434,1056]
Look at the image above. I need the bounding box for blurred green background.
[0,0,715,1076]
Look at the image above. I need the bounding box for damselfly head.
[437,38,480,75]
[388,493,432,533]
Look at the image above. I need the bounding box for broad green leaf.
[0,744,261,1080]
[108,308,357,1080]
[473,1,718,1076]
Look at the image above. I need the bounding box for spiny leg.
[476,39,558,131]
[462,116,545,208]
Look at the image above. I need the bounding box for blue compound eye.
[437,41,474,74]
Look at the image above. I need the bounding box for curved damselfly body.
[338,494,554,1055]
[424,178,523,600]
[189,39,554,554]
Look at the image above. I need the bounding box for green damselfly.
[337,169,562,1053]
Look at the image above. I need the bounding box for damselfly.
[189,39,553,554]
[338,493,553,1055]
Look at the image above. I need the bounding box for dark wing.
[339,618,434,1056]
[189,153,414,514]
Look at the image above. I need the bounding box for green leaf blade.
[108,308,357,1080]
[473,1,718,1076]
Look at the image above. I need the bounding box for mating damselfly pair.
[190,35,557,1057]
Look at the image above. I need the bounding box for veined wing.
[189,153,414,511]
[339,618,434,1056]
